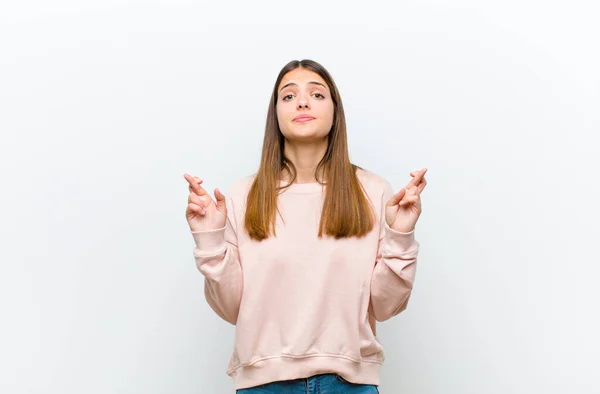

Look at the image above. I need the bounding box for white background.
[1,1,599,393]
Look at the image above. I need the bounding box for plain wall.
[1,1,598,393]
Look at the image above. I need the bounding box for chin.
[283,130,329,143]
[283,123,328,139]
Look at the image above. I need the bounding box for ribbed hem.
[229,354,382,390]
[382,223,417,253]
[191,227,226,255]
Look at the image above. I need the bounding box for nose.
[297,97,309,109]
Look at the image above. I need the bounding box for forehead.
[278,68,329,91]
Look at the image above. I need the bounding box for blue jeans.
[236,373,379,393]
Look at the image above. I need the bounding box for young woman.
[184,59,427,393]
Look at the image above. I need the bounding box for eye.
[313,93,325,99]
[282,94,294,101]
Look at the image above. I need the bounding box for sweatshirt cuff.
[191,226,227,253]
[382,222,417,252]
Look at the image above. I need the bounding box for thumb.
[386,188,406,207]
[214,188,227,212]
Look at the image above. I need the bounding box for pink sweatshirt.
[191,168,420,390]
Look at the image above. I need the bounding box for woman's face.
[276,68,334,142]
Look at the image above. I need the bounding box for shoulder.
[225,174,256,203]
[355,166,394,200]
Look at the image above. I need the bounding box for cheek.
[316,101,335,125]
[276,104,293,123]
[276,105,293,134]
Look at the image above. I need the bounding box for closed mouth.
[294,115,315,122]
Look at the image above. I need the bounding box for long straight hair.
[244,59,374,241]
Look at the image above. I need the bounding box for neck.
[282,138,328,184]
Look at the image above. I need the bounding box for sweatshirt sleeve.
[370,181,420,322]
[191,194,242,325]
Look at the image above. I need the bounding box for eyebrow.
[279,81,327,92]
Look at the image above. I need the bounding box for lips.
[294,115,315,122]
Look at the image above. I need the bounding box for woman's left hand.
[385,168,428,233]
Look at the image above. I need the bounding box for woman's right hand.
[184,173,227,232]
